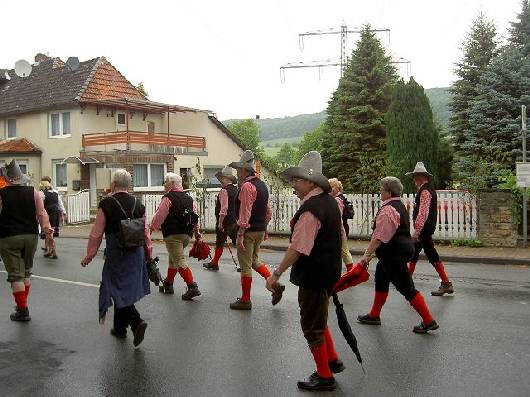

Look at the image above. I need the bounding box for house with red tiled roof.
[0,53,260,208]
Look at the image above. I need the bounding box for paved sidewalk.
[61,223,529,266]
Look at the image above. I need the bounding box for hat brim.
[215,171,237,184]
[281,166,331,193]
[5,174,31,185]
[228,161,255,172]
[405,171,433,178]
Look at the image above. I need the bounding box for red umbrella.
[189,239,211,261]
[333,263,370,293]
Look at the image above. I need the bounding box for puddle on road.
[0,340,74,389]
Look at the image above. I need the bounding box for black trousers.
[214,221,238,248]
[374,259,418,301]
[114,305,142,333]
[411,233,440,264]
[298,287,329,348]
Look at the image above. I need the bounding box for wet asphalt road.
[0,238,529,397]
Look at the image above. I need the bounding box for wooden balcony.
[82,130,206,152]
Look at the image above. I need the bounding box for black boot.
[182,282,201,300]
[271,283,285,306]
[203,262,219,271]
[159,279,174,294]
[328,359,345,374]
[297,372,336,391]
[10,307,31,322]
[133,321,148,347]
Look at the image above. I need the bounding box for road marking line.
[0,270,99,288]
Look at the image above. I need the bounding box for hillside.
[224,87,451,142]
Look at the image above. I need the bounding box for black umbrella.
[332,293,366,374]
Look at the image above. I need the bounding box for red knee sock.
[255,263,271,279]
[408,262,416,275]
[166,268,178,283]
[434,261,449,283]
[241,276,252,302]
[369,291,388,318]
[24,283,31,299]
[345,263,353,272]
[211,247,223,265]
[310,344,333,379]
[323,327,338,362]
[13,291,27,309]
[178,267,194,285]
[410,292,434,324]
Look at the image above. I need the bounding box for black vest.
[235,178,269,232]
[161,190,195,237]
[215,184,238,223]
[99,192,145,235]
[0,186,38,238]
[44,190,60,213]
[374,199,414,262]
[289,192,342,290]
[412,183,438,236]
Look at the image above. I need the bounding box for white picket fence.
[66,190,91,224]
[143,190,477,240]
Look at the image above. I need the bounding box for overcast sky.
[1,0,523,120]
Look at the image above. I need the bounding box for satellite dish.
[65,57,80,72]
[14,60,32,78]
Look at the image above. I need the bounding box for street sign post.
[519,105,528,247]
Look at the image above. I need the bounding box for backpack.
[170,193,199,235]
[340,195,354,219]
[110,196,145,249]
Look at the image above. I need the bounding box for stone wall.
[478,190,518,247]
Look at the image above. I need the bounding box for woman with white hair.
[150,172,202,300]
[81,169,153,347]
[357,176,439,334]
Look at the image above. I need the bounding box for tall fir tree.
[321,25,397,192]
[385,78,441,193]
[449,12,498,157]
[464,1,530,175]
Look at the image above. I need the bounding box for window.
[17,161,28,175]
[117,113,126,125]
[133,164,166,188]
[49,112,71,137]
[52,160,67,188]
[7,119,16,139]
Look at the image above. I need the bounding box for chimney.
[35,53,51,63]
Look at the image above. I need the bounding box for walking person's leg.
[231,232,255,310]
[422,234,454,295]
[408,240,423,275]
[175,234,201,300]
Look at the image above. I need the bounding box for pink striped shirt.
[218,188,229,216]
[334,195,347,241]
[413,185,432,238]
[237,175,272,229]
[84,191,153,262]
[372,197,402,243]
[289,187,324,256]
[150,188,200,231]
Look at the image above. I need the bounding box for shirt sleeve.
[288,212,322,256]
[372,206,401,243]
[58,193,66,215]
[218,189,229,216]
[34,189,53,234]
[413,190,432,237]
[143,216,153,261]
[237,182,257,229]
[85,208,106,261]
[150,197,172,230]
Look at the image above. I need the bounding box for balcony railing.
[82,130,206,151]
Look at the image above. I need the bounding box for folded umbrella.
[332,293,366,374]
[189,239,211,261]
[333,263,370,293]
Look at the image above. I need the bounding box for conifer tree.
[321,25,397,192]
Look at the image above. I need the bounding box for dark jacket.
[374,199,414,262]
[235,177,269,232]
[412,183,438,236]
[0,186,38,238]
[161,191,195,237]
[215,184,238,226]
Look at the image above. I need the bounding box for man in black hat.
[266,151,344,391]
[203,166,238,271]
[0,160,54,321]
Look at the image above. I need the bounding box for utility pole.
[281,23,410,81]
[523,105,528,247]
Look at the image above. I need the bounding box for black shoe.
[229,298,252,310]
[297,372,336,391]
[44,252,51,258]
[10,307,31,322]
[110,328,127,339]
[159,279,174,294]
[271,283,285,306]
[357,314,381,325]
[133,321,148,347]
[203,262,219,271]
[413,320,439,334]
[328,359,345,374]
[182,282,201,300]
[50,254,58,259]
[431,282,454,296]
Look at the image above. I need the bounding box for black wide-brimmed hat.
[215,166,237,184]
[228,150,255,172]
[281,151,331,193]
[0,159,30,185]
